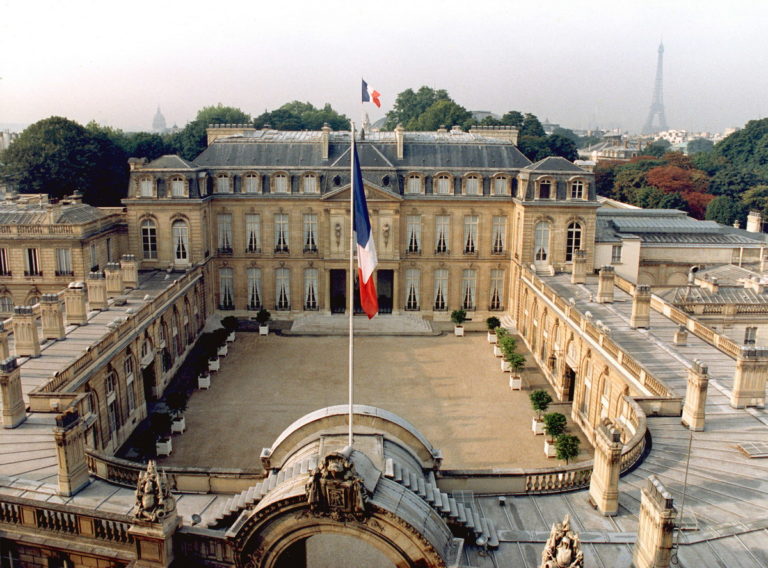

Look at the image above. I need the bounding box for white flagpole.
[348,122,356,448]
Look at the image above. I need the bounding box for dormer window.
[170,176,186,197]
[492,176,508,195]
[538,179,552,199]
[244,173,261,194]
[303,173,319,194]
[464,174,481,196]
[435,174,452,195]
[216,174,232,193]
[405,174,422,194]
[570,179,585,200]
[139,177,154,197]
[273,173,289,194]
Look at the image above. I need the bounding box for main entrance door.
[377,270,393,314]
[330,270,346,314]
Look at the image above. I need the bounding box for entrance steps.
[286,314,438,336]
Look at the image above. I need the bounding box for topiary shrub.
[450,309,467,326]
[486,316,501,331]
[255,309,271,325]
[543,412,567,441]
[556,434,581,464]
[529,390,553,419]
[506,351,526,373]
[221,316,239,332]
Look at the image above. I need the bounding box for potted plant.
[486,316,501,343]
[167,391,188,434]
[507,352,526,390]
[529,390,552,435]
[555,434,581,464]
[151,412,173,456]
[543,412,567,457]
[222,316,239,342]
[451,309,467,336]
[498,335,518,371]
[493,327,507,357]
[214,328,229,357]
[256,309,271,336]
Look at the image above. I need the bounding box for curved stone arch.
[667,271,689,286]
[638,271,654,286]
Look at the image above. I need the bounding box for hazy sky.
[1,0,766,134]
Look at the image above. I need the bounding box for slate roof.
[659,285,768,305]
[523,156,587,173]
[145,155,198,169]
[193,130,531,170]
[0,202,105,225]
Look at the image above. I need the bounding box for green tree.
[124,132,172,161]
[499,110,524,128]
[254,101,350,131]
[410,99,473,131]
[741,185,768,218]
[705,195,744,225]
[555,434,580,464]
[644,139,672,157]
[687,138,714,155]
[518,136,550,162]
[546,134,578,161]
[520,113,545,137]
[169,104,251,160]
[552,127,579,144]
[709,167,763,198]
[383,87,451,130]
[715,118,768,174]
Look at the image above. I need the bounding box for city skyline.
[1,0,766,135]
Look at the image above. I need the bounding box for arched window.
[569,179,585,200]
[216,173,232,193]
[537,179,552,199]
[534,222,550,262]
[244,173,261,194]
[302,173,319,194]
[435,174,452,195]
[405,174,422,194]
[170,176,186,197]
[0,296,13,313]
[141,219,158,260]
[139,177,154,197]
[172,220,189,263]
[272,173,289,194]
[566,222,583,262]
[464,174,481,195]
[492,175,508,195]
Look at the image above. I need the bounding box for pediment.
[323,183,403,203]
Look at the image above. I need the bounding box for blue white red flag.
[361,79,381,108]
[352,143,378,319]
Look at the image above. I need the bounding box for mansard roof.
[523,156,588,173]
[0,201,106,225]
[145,155,198,169]
[193,130,531,170]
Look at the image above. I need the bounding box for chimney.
[321,123,331,161]
[395,124,405,160]
[747,210,763,233]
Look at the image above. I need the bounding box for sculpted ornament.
[133,460,176,522]
[540,514,584,568]
[305,451,368,522]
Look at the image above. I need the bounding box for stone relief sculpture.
[305,451,367,522]
[133,460,176,522]
[540,514,584,568]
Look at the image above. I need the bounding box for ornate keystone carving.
[540,514,584,568]
[133,460,176,522]
[305,450,368,522]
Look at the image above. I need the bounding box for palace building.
[0,125,766,567]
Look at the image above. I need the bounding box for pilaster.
[12,306,41,358]
[87,271,108,310]
[731,347,768,408]
[630,285,652,329]
[53,408,90,496]
[40,294,66,341]
[633,475,676,568]
[681,360,708,431]
[596,265,615,303]
[0,323,9,360]
[588,425,623,516]
[0,358,26,428]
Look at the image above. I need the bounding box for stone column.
[40,294,66,341]
[682,360,709,431]
[53,408,90,496]
[64,281,88,326]
[588,426,623,516]
[596,265,615,303]
[633,475,676,568]
[121,254,139,290]
[0,358,26,428]
[731,347,768,409]
[570,249,587,284]
[87,272,108,311]
[673,325,687,346]
[105,262,124,297]
[0,323,9,360]
[630,285,652,329]
[12,306,40,358]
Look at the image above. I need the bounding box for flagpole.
[348,122,356,448]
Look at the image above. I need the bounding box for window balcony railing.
[303,246,318,254]
[463,248,477,255]
[434,248,450,255]
[218,304,235,311]
[217,247,233,255]
[274,246,290,254]
[245,247,261,254]
[405,248,421,255]
[0,271,11,277]
[24,270,42,277]
[55,270,75,277]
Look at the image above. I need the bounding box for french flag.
[352,143,378,319]
[361,79,381,108]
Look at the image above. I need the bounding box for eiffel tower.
[641,42,669,134]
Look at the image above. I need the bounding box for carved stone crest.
[540,514,583,568]
[305,451,368,522]
[133,460,176,522]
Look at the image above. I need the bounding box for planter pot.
[544,439,557,458]
[171,416,186,434]
[156,438,172,457]
[454,326,464,337]
[487,332,497,344]
[198,373,211,389]
[501,360,511,372]
[509,375,522,390]
[259,325,269,336]
[493,345,503,357]
[217,344,228,357]
[227,331,236,342]
[208,359,219,372]
[532,418,545,435]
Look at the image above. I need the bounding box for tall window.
[433,269,448,311]
[90,243,98,270]
[304,268,318,310]
[463,216,478,254]
[170,176,185,197]
[303,173,319,194]
[303,214,318,253]
[172,220,189,263]
[490,269,504,310]
[611,244,622,264]
[106,372,119,436]
[566,222,583,262]
[493,176,508,195]
[272,173,289,193]
[534,222,550,262]
[24,248,40,276]
[55,248,73,276]
[464,174,480,195]
[216,174,232,193]
[106,238,112,262]
[141,219,157,259]
[435,174,452,195]
[538,180,551,199]
[139,178,153,197]
[580,359,592,416]
[124,355,136,414]
[435,216,450,254]
[570,180,585,199]
[461,269,477,310]
[491,216,506,254]
[405,269,420,311]
[246,214,261,253]
[247,268,262,310]
[406,174,422,194]
[275,268,290,310]
[219,268,234,309]
[745,326,758,345]
[406,215,421,253]
[274,214,289,253]
[244,173,260,194]
[0,248,9,275]
[217,214,233,253]
[0,296,13,313]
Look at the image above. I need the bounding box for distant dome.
[152,107,167,133]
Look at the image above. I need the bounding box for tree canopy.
[253,101,350,131]
[168,104,251,160]
[383,87,452,130]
